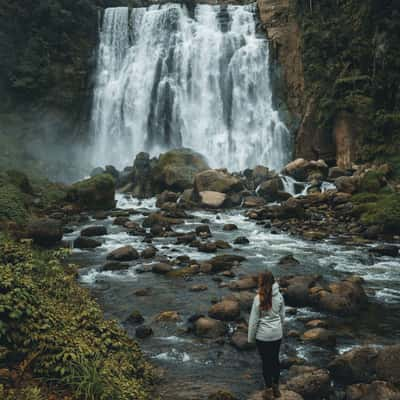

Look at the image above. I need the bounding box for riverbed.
[64,194,400,399]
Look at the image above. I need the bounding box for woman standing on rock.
[248,271,285,399]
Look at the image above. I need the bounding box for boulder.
[194,169,243,194]
[190,284,208,292]
[223,224,238,231]
[215,240,231,249]
[369,245,399,257]
[198,242,218,253]
[257,177,285,202]
[152,263,172,274]
[194,317,227,338]
[156,191,180,207]
[101,262,130,271]
[81,225,107,237]
[105,165,119,180]
[310,279,368,315]
[208,300,240,321]
[199,191,227,208]
[228,276,257,291]
[283,159,328,181]
[376,345,400,385]
[155,311,181,322]
[334,176,359,194]
[230,330,255,351]
[328,166,348,180]
[285,366,331,400]
[224,291,254,311]
[301,328,336,347]
[126,310,144,324]
[106,245,139,261]
[67,174,115,210]
[329,346,379,384]
[26,218,63,246]
[242,196,266,208]
[233,236,249,245]
[208,390,238,400]
[155,148,209,191]
[280,275,321,307]
[74,236,102,249]
[209,254,246,273]
[141,247,157,259]
[345,381,400,400]
[305,320,328,329]
[252,165,274,186]
[196,224,212,237]
[131,152,155,198]
[278,254,300,266]
[135,325,153,339]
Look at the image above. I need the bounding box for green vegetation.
[67,173,116,210]
[0,238,155,399]
[297,0,400,168]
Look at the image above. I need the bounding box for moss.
[351,193,400,234]
[67,173,116,210]
[0,183,28,225]
[0,237,155,399]
[358,170,385,192]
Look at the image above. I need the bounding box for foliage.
[0,238,155,399]
[351,192,400,234]
[297,0,400,165]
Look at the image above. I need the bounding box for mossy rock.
[352,193,400,234]
[67,173,115,210]
[154,148,209,191]
[358,171,385,193]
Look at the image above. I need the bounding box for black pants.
[256,338,281,387]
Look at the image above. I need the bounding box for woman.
[248,271,285,399]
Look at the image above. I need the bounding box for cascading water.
[90,3,291,171]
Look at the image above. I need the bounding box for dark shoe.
[263,387,273,400]
[272,383,281,398]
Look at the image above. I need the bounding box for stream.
[64,194,400,399]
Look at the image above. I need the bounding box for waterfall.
[90,3,291,172]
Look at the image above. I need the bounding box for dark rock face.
[81,225,107,237]
[26,218,63,246]
[135,325,153,339]
[345,381,400,400]
[369,245,399,258]
[131,152,155,198]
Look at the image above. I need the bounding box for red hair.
[258,271,275,310]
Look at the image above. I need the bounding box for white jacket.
[248,283,285,343]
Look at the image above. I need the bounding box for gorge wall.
[0,0,399,179]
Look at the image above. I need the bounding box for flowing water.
[65,194,400,399]
[90,3,290,171]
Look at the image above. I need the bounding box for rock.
[252,165,274,186]
[196,224,212,237]
[113,216,130,226]
[141,247,157,259]
[74,236,102,249]
[283,159,328,181]
[223,224,238,231]
[208,300,240,321]
[305,320,328,329]
[301,328,336,347]
[130,152,155,198]
[285,366,331,400]
[310,279,368,315]
[156,191,179,207]
[208,390,238,400]
[329,346,379,384]
[155,311,180,322]
[105,165,119,180]
[106,245,139,261]
[194,317,227,338]
[209,254,246,273]
[176,232,196,244]
[134,288,152,296]
[248,390,304,400]
[81,225,107,237]
[257,177,285,202]
[233,236,249,245]
[376,345,400,385]
[242,196,266,208]
[67,173,115,210]
[334,176,359,194]
[230,330,255,351]
[278,254,300,266]
[280,275,321,307]
[155,148,209,191]
[224,291,254,311]
[345,381,400,400]
[369,245,399,257]
[26,218,63,246]
[199,191,227,208]
[328,166,348,179]
[126,310,144,324]
[90,167,104,177]
[135,325,153,339]
[228,276,257,291]
[190,284,208,292]
[152,263,172,274]
[215,240,231,249]
[101,262,130,271]
[198,242,218,253]
[194,169,243,194]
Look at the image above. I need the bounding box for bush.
[0,238,155,399]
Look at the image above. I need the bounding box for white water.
[90,3,291,171]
